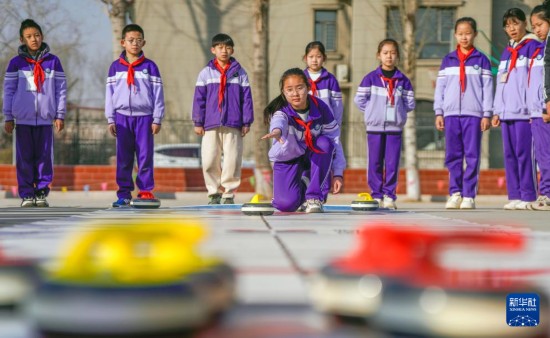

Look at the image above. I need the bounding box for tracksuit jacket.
[105,51,165,124]
[354,66,415,132]
[434,48,494,118]
[192,57,254,130]
[2,43,66,125]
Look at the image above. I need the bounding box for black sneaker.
[222,197,234,204]
[21,196,35,207]
[208,193,222,205]
[35,190,49,207]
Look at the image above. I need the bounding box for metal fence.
[0,106,504,168]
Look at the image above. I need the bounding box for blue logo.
[45,68,51,73]
[507,293,540,327]
[519,55,525,60]
[538,54,543,60]
[142,69,148,74]
[473,64,480,70]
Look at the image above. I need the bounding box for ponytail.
[263,95,287,125]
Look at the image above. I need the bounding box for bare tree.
[101,0,134,60]
[399,0,421,201]
[251,0,272,197]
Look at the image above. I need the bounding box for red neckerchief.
[308,77,319,97]
[119,54,145,88]
[380,76,397,106]
[456,45,475,93]
[214,59,231,112]
[24,57,45,93]
[528,47,541,86]
[293,117,324,154]
[506,39,531,74]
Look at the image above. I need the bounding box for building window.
[387,7,455,59]
[415,100,444,151]
[315,10,337,51]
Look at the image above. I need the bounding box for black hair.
[503,8,527,27]
[211,33,234,47]
[377,38,400,59]
[304,41,327,59]
[455,17,477,33]
[19,19,42,38]
[531,4,550,24]
[122,24,144,39]
[263,68,310,124]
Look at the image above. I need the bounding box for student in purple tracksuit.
[261,68,343,213]
[303,41,346,195]
[192,33,254,205]
[105,24,165,208]
[434,17,493,210]
[354,39,415,210]
[492,8,539,210]
[530,4,550,211]
[2,19,67,208]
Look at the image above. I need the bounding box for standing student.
[261,68,343,213]
[530,3,550,210]
[303,41,346,191]
[105,24,165,207]
[192,33,254,205]
[354,39,415,210]
[492,8,539,210]
[434,17,493,209]
[2,19,67,207]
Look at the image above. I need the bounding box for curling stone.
[0,248,37,306]
[25,219,235,335]
[350,193,379,211]
[130,191,161,209]
[310,225,548,337]
[241,194,275,216]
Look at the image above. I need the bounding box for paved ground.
[1,191,549,337]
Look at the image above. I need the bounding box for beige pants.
[201,126,243,198]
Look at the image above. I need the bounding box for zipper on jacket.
[33,64,39,126]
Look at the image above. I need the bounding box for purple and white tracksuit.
[304,68,346,196]
[354,67,415,200]
[434,48,494,198]
[530,40,550,199]
[192,57,254,131]
[105,51,165,199]
[494,34,539,202]
[2,43,67,198]
[268,97,341,212]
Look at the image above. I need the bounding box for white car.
[154,143,255,168]
[153,143,201,168]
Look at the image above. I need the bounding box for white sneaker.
[305,199,324,213]
[515,201,532,210]
[460,197,475,209]
[531,195,550,211]
[296,201,307,212]
[383,195,396,210]
[503,200,521,210]
[445,192,462,209]
[374,198,382,207]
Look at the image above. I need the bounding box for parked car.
[154,143,255,168]
[153,143,201,168]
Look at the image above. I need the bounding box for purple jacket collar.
[446,47,483,61]
[304,67,330,81]
[280,96,322,121]
[207,57,242,78]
